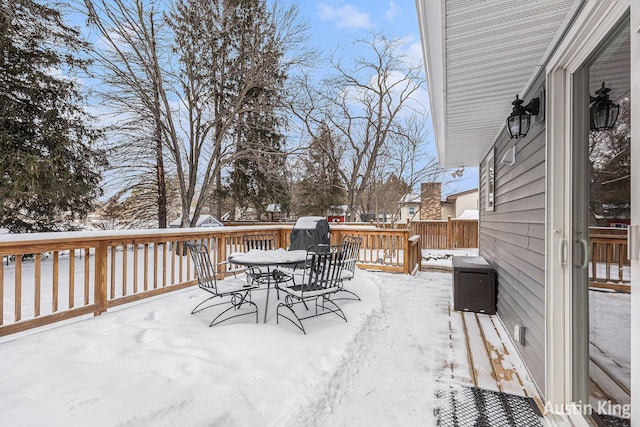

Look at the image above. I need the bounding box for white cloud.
[317,4,372,30]
[385,1,399,21]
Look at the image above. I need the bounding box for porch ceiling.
[416,0,579,168]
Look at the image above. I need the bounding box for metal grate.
[434,384,543,427]
[593,412,631,427]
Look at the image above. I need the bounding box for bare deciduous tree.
[84,0,173,227]
[84,0,310,227]
[290,33,441,221]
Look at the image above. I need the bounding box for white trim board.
[544,0,631,422]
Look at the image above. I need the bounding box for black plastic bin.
[452,256,496,314]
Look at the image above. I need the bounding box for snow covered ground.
[421,248,478,268]
[0,268,455,426]
[0,248,629,425]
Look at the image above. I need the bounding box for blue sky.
[288,1,414,44]
[282,1,479,196]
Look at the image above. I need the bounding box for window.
[409,206,416,216]
[485,150,495,211]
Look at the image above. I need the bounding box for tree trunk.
[155,124,167,228]
[151,15,167,228]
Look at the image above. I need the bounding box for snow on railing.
[0,224,415,336]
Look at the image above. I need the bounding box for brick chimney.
[420,182,442,220]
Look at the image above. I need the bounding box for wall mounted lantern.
[506,95,540,139]
[450,166,464,178]
[590,82,619,131]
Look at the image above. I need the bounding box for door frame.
[544,0,632,422]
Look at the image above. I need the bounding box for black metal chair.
[186,242,258,327]
[240,233,292,297]
[335,235,362,301]
[242,233,277,286]
[275,244,347,334]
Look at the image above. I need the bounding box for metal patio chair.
[275,244,347,334]
[186,242,258,327]
[242,233,278,285]
[335,235,362,301]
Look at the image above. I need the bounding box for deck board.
[437,299,549,421]
[448,305,475,386]
[444,302,543,412]
[485,314,542,408]
[475,313,525,396]
[462,311,500,392]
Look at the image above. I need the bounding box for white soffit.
[416,0,577,168]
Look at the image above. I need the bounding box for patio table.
[228,249,307,323]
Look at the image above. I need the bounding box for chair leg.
[209,300,258,327]
[333,288,361,302]
[193,293,258,326]
[191,295,217,314]
[315,296,347,322]
[276,302,306,334]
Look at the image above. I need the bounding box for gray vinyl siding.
[479,75,546,394]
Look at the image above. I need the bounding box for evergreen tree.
[298,125,345,216]
[0,0,106,232]
[227,0,290,220]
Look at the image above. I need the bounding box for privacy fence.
[408,218,478,249]
[320,217,479,249]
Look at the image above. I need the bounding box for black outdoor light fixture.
[590,81,619,131]
[506,94,540,139]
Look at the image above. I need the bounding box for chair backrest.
[300,244,346,293]
[341,235,362,278]
[185,242,218,294]
[242,233,276,251]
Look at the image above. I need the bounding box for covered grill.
[289,216,330,251]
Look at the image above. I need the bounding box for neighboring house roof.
[169,215,223,228]
[398,193,421,205]
[402,189,478,205]
[443,188,479,203]
[415,0,578,168]
[458,209,479,220]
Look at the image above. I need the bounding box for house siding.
[479,75,547,393]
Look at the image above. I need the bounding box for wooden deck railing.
[0,224,419,337]
[589,227,630,291]
[330,225,421,274]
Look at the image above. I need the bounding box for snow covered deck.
[0,266,547,425]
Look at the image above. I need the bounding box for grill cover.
[289,216,330,251]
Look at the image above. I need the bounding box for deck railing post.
[331,229,342,246]
[447,216,453,249]
[94,241,108,315]
[279,228,288,249]
[404,231,410,274]
[216,236,227,279]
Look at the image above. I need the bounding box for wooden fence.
[409,218,478,249]
[0,224,420,337]
[225,219,479,250]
